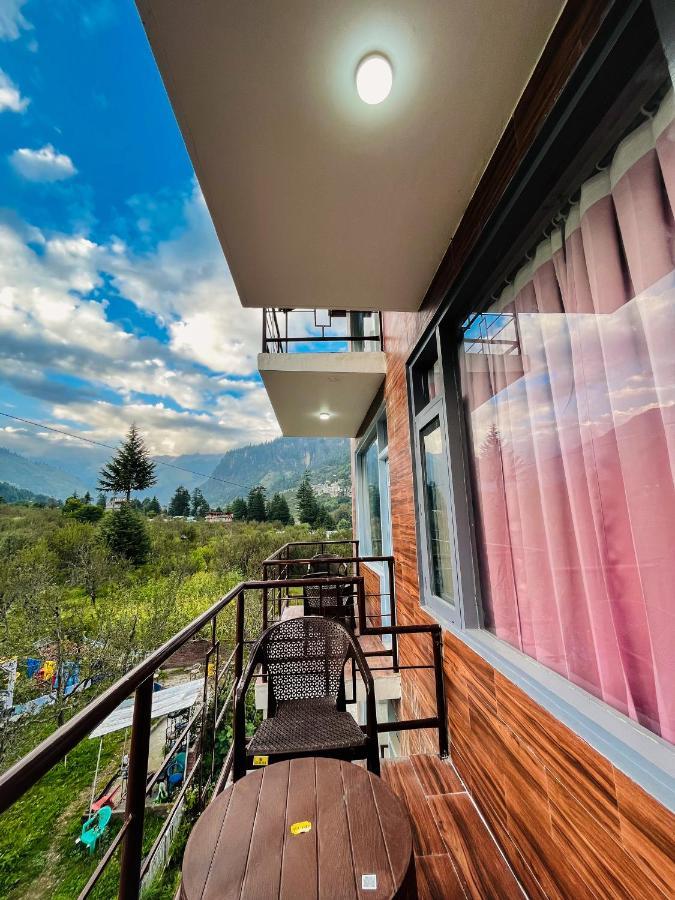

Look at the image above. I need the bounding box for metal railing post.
[388,556,399,673]
[119,675,154,900]
[431,627,449,758]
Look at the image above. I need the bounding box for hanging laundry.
[39,660,57,682]
[26,658,41,679]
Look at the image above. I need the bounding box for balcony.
[0,539,523,899]
[258,309,386,437]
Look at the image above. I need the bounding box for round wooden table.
[181,758,416,899]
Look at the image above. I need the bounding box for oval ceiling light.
[356,53,393,105]
[319,412,331,421]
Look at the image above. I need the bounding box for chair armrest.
[346,634,375,697]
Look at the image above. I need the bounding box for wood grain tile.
[547,772,664,900]
[427,793,522,900]
[501,726,593,900]
[485,813,552,900]
[613,767,675,898]
[380,759,446,855]
[495,672,620,838]
[410,753,464,796]
[415,855,466,900]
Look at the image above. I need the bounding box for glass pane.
[426,358,443,402]
[458,86,675,742]
[363,439,382,555]
[420,418,454,605]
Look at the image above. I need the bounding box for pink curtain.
[460,91,675,742]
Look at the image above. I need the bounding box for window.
[412,340,459,623]
[458,84,675,742]
[357,412,389,557]
[419,418,454,604]
[362,436,382,555]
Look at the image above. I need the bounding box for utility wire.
[0,411,251,491]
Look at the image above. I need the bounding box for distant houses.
[106,496,126,511]
[204,510,233,524]
[312,481,347,498]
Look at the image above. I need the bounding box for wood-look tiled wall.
[350,5,675,895]
[358,310,675,898]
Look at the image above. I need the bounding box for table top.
[181,757,414,900]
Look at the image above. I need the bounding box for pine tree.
[98,424,157,502]
[267,493,292,525]
[247,486,267,522]
[296,472,319,525]
[231,497,248,520]
[314,503,332,529]
[168,486,191,517]
[96,492,107,509]
[148,496,162,515]
[101,504,150,565]
[191,488,210,518]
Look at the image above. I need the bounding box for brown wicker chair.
[233,616,379,780]
[301,572,356,629]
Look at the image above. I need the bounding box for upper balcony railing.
[263,308,384,353]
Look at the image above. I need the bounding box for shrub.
[101,504,150,565]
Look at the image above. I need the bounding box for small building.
[204,511,233,524]
[106,497,126,511]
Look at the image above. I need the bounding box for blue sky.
[0,0,278,463]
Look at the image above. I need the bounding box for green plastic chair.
[79,804,112,854]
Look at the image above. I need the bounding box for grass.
[0,729,176,899]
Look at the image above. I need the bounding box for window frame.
[355,407,389,565]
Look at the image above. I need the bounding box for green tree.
[62,495,104,523]
[101,504,150,565]
[296,472,319,525]
[98,424,157,502]
[267,493,292,525]
[96,492,107,509]
[231,497,248,520]
[143,495,162,516]
[312,503,335,529]
[246,486,267,522]
[168,486,191,517]
[191,488,210,518]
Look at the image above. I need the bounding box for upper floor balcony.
[258,309,386,437]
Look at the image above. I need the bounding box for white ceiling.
[258,352,386,437]
[138,0,564,311]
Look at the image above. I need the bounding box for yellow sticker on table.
[290,821,312,835]
[252,755,269,766]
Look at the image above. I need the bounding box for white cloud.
[0,189,280,456]
[0,69,28,112]
[9,144,77,182]
[106,185,261,376]
[0,0,31,41]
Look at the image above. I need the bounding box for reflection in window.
[458,89,675,742]
[420,419,454,605]
[363,438,382,555]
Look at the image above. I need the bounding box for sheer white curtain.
[460,91,675,742]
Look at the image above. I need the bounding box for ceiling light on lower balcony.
[319,412,331,421]
[356,53,393,105]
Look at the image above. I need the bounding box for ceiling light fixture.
[356,53,393,105]
[319,412,331,421]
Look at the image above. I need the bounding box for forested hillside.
[201,436,350,506]
[0,481,59,506]
[0,448,89,500]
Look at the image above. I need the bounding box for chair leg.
[367,739,381,777]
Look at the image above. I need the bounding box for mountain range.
[0,437,350,506]
[200,437,350,506]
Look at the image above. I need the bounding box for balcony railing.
[262,308,384,353]
[0,540,446,899]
